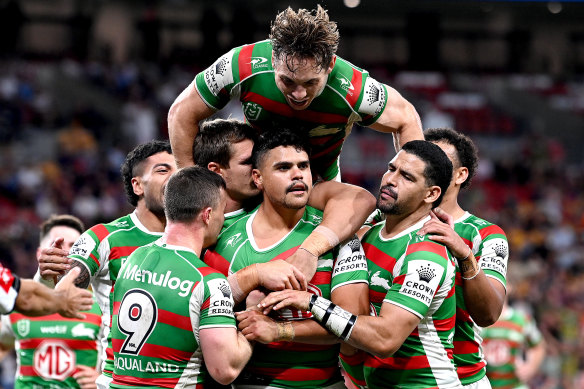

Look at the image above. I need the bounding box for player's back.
[110,241,235,388]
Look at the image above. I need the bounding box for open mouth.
[287,97,309,107]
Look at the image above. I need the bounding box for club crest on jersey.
[17,319,30,337]
[244,102,262,121]
[369,271,390,291]
[337,75,355,95]
[249,57,269,69]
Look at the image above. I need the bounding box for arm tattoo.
[69,261,91,289]
[459,259,479,275]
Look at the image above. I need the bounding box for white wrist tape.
[309,295,357,341]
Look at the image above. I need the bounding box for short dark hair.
[193,119,258,168]
[252,129,311,169]
[39,214,85,244]
[270,5,339,72]
[121,140,172,206]
[402,140,453,208]
[164,167,226,223]
[424,128,479,190]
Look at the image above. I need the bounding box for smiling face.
[273,55,334,110]
[253,145,312,210]
[377,150,435,216]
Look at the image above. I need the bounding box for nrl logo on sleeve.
[17,319,30,337]
[244,102,262,121]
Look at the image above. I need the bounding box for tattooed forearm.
[69,261,91,289]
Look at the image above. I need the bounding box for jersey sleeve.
[331,236,368,292]
[475,225,508,288]
[197,274,236,330]
[194,48,238,110]
[0,265,19,315]
[356,75,388,127]
[384,243,449,319]
[68,226,108,279]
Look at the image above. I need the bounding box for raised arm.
[289,181,376,280]
[368,84,424,151]
[199,327,252,385]
[167,81,216,168]
[15,268,93,318]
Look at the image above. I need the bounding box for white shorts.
[463,375,492,389]
[95,373,112,389]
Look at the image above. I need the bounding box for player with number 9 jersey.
[110,240,237,388]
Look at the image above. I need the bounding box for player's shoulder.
[304,206,324,225]
[406,233,451,262]
[462,213,507,239]
[86,214,135,241]
[326,56,368,98]
[231,39,274,80]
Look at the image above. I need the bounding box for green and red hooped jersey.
[362,217,461,389]
[0,300,102,388]
[481,306,542,389]
[362,209,509,385]
[195,40,388,181]
[110,241,236,388]
[452,212,508,385]
[204,206,369,388]
[68,211,163,380]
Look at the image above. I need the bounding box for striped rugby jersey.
[204,206,369,388]
[0,300,102,388]
[363,217,460,389]
[68,211,163,381]
[481,306,542,389]
[110,241,236,388]
[195,40,388,181]
[453,212,508,385]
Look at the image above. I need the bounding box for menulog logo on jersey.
[399,260,443,307]
[122,264,194,297]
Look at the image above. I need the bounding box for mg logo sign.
[33,340,75,380]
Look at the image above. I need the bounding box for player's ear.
[131,177,144,197]
[207,162,222,176]
[252,169,263,190]
[326,56,336,74]
[424,185,441,205]
[201,207,212,226]
[454,167,468,187]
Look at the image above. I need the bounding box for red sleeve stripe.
[392,274,406,286]
[157,308,192,332]
[109,246,139,260]
[406,241,448,258]
[241,92,348,123]
[201,297,210,311]
[88,253,100,266]
[346,69,363,108]
[198,266,221,277]
[112,338,193,360]
[90,224,110,242]
[248,366,338,382]
[238,43,255,81]
[310,271,331,286]
[112,373,192,388]
[455,307,472,323]
[203,251,230,276]
[19,339,97,350]
[363,242,397,270]
[113,301,120,315]
[479,225,506,239]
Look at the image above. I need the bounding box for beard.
[144,191,165,218]
[377,185,401,215]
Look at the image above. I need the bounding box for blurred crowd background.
[0,0,583,387]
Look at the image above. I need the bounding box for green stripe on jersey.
[110,242,235,388]
[362,219,459,389]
